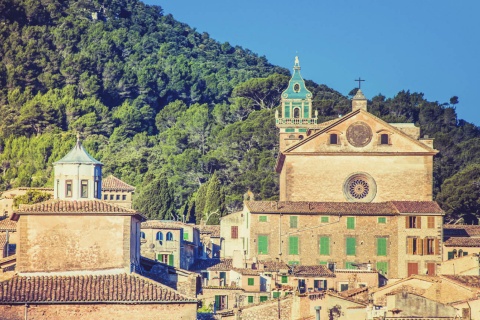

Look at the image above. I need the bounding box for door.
[407,262,418,277]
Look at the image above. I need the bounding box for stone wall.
[238,296,294,320]
[0,302,197,320]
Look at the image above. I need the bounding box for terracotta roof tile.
[260,260,288,272]
[189,259,229,271]
[0,254,15,266]
[102,175,135,192]
[292,265,335,277]
[196,225,220,237]
[339,286,369,298]
[0,234,6,247]
[233,268,261,276]
[444,237,480,247]
[444,225,480,237]
[12,200,140,219]
[245,201,442,215]
[0,273,196,303]
[0,218,16,232]
[207,259,233,271]
[141,220,192,230]
[441,275,480,288]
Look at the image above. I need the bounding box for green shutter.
[345,262,356,269]
[303,104,309,118]
[248,296,254,303]
[290,216,298,228]
[215,295,220,309]
[378,217,386,224]
[319,261,328,265]
[464,252,469,256]
[258,235,268,254]
[259,215,267,222]
[447,251,454,260]
[347,217,355,229]
[376,261,388,275]
[248,278,254,285]
[284,106,290,118]
[320,237,330,255]
[183,232,189,241]
[377,237,387,256]
[273,291,280,298]
[321,216,329,223]
[289,236,299,255]
[260,296,268,302]
[346,237,356,255]
[168,254,174,266]
[281,275,288,284]
[288,261,299,265]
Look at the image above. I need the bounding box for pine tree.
[134,174,175,220]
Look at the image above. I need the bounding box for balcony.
[275,118,318,126]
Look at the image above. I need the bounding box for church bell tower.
[275,56,318,151]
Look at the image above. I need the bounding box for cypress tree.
[195,183,208,223]
[204,172,226,225]
[134,174,175,220]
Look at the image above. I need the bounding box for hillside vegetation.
[0,0,478,223]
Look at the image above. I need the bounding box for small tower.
[352,88,368,112]
[53,135,102,200]
[276,56,317,151]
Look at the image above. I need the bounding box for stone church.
[223,57,444,280]
[0,137,197,319]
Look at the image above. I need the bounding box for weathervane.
[355,77,365,89]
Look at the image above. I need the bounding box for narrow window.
[346,237,356,255]
[293,108,300,118]
[122,195,127,201]
[248,296,254,303]
[340,283,349,291]
[248,278,254,286]
[183,231,189,241]
[80,180,88,198]
[427,216,435,228]
[110,194,114,200]
[65,180,73,198]
[156,232,163,243]
[258,235,268,254]
[288,236,299,255]
[140,231,145,239]
[166,232,173,241]
[319,237,330,255]
[347,217,355,229]
[330,133,338,144]
[231,226,238,239]
[377,237,387,256]
[116,194,120,200]
[103,194,108,200]
[380,133,389,145]
[281,275,288,284]
[290,216,298,228]
[406,216,421,228]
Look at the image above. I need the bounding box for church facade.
[227,58,444,280]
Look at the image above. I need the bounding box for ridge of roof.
[102,175,135,192]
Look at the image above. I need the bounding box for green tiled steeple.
[281,56,313,100]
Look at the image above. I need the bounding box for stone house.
[443,224,480,260]
[197,224,222,259]
[140,220,200,270]
[101,174,135,209]
[334,268,381,292]
[439,253,480,275]
[0,187,53,216]
[0,137,198,319]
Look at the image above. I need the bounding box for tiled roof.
[12,200,140,220]
[207,259,233,271]
[0,273,197,303]
[233,268,261,276]
[189,259,227,271]
[0,218,16,232]
[339,286,368,298]
[292,265,335,277]
[53,140,102,165]
[102,175,135,192]
[443,225,480,237]
[0,234,6,247]
[196,225,220,237]
[245,201,443,215]
[0,254,15,266]
[260,260,288,272]
[441,275,480,289]
[141,220,191,230]
[444,237,480,247]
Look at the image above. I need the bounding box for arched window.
[453,249,457,258]
[458,249,463,257]
[156,231,163,241]
[140,231,145,239]
[166,232,173,241]
[293,108,300,118]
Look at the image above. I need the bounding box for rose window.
[343,173,377,202]
[348,179,370,199]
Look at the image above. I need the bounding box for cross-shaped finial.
[355,77,365,89]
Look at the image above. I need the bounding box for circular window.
[346,121,372,147]
[293,83,300,92]
[343,173,377,202]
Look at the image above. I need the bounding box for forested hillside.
[0,0,479,223]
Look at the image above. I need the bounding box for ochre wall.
[17,215,130,273]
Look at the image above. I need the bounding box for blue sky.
[144,0,479,126]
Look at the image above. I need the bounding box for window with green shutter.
[319,236,330,255]
[281,275,288,283]
[183,232,189,241]
[259,215,267,222]
[260,296,268,302]
[289,236,299,255]
[321,216,329,223]
[346,237,356,255]
[447,251,454,260]
[248,296,254,303]
[377,237,387,256]
[258,235,268,254]
[290,216,298,228]
[168,254,174,266]
[378,217,386,224]
[319,261,328,265]
[215,295,220,309]
[248,278,254,285]
[273,292,280,298]
[345,262,356,269]
[288,261,299,265]
[347,217,355,229]
[376,261,388,275]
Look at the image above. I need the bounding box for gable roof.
[102,175,135,192]
[11,200,144,221]
[245,201,443,215]
[292,265,335,277]
[196,225,221,237]
[444,225,480,237]
[0,218,16,232]
[444,237,480,247]
[0,273,197,304]
[276,108,437,172]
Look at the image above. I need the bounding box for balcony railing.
[276,118,318,125]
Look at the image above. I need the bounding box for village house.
[0,137,198,320]
[101,174,135,209]
[443,224,480,260]
[197,224,222,259]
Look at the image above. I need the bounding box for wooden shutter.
[168,254,174,266]
[320,237,330,255]
[427,262,436,275]
[405,216,410,228]
[417,216,422,228]
[434,238,440,255]
[428,216,435,228]
[423,238,429,255]
[377,238,387,256]
[346,237,356,255]
[347,217,355,229]
[289,236,299,255]
[231,226,238,239]
[417,238,424,255]
[258,235,268,254]
[407,262,418,277]
[215,295,220,310]
[407,238,413,254]
[290,216,298,228]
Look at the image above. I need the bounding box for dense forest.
[0,0,478,224]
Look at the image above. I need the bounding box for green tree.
[134,174,175,220]
[204,172,226,225]
[232,74,289,109]
[13,190,52,207]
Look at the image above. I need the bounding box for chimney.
[352,89,367,112]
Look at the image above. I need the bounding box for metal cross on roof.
[355,77,365,89]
